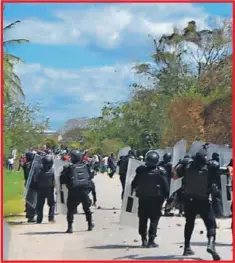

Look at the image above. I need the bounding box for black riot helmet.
[145,150,160,168]
[195,149,207,166]
[25,152,35,162]
[42,155,53,170]
[163,152,172,163]
[128,150,135,157]
[69,149,83,164]
[212,152,220,162]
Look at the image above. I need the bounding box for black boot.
[66,223,73,233]
[207,236,220,260]
[147,237,158,248]
[88,222,94,231]
[28,218,36,223]
[141,236,148,247]
[36,218,42,224]
[183,240,194,256]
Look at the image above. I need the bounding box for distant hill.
[57,117,98,135]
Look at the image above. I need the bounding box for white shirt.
[103,157,108,165]
[8,158,14,165]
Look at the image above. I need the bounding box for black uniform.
[174,155,193,216]
[35,155,55,223]
[108,154,116,178]
[158,153,173,216]
[60,150,94,233]
[88,180,97,205]
[208,153,223,218]
[132,150,169,248]
[180,149,220,260]
[118,150,135,200]
[22,152,36,222]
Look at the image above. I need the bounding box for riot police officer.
[60,150,94,233]
[158,153,173,216]
[131,150,169,248]
[22,152,36,223]
[35,155,55,223]
[180,149,220,260]
[174,155,194,216]
[208,153,223,218]
[117,150,135,200]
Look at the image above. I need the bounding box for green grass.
[3,169,25,216]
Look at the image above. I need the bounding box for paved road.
[6,173,233,260]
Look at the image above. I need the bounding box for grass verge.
[3,169,25,217]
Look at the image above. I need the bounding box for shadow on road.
[95,207,121,211]
[21,230,87,235]
[176,242,232,247]
[87,244,141,249]
[7,221,45,226]
[113,254,203,260]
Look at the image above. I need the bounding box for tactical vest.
[184,163,209,199]
[136,166,165,198]
[38,168,54,188]
[70,163,90,188]
[119,156,132,175]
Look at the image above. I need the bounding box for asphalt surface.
[5,173,233,260]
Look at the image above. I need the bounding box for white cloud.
[14,62,138,127]
[4,3,211,49]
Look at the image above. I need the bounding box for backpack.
[38,168,54,187]
[184,163,209,199]
[70,164,90,188]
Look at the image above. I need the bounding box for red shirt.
[83,155,89,162]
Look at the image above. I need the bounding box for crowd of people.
[17,142,232,261]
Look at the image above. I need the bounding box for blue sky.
[4,3,232,130]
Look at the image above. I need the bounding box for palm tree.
[4,8,29,103]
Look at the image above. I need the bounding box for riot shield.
[23,154,42,209]
[206,143,220,161]
[54,159,68,214]
[168,139,187,197]
[155,149,165,161]
[188,141,205,157]
[117,146,131,160]
[219,147,232,167]
[220,168,232,217]
[120,158,143,229]
[172,139,187,167]
[164,147,173,155]
[188,141,221,161]
[169,178,183,197]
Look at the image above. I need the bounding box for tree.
[4,102,50,157]
[134,20,231,97]
[44,136,59,149]
[81,20,232,151]
[4,7,29,103]
[61,127,86,148]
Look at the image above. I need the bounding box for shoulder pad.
[136,165,145,171]
[182,157,193,166]
[63,163,72,168]
[157,166,167,174]
[208,160,220,168]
